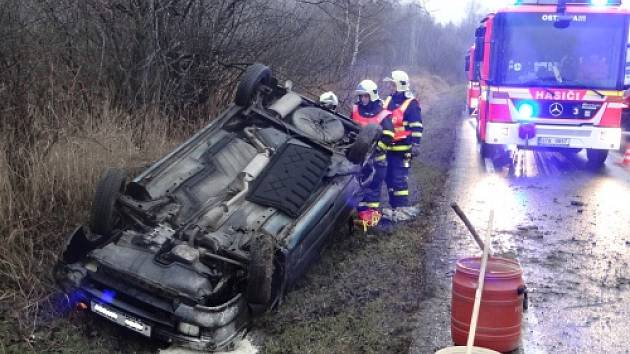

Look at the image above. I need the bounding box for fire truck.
[465,45,481,115]
[472,0,630,166]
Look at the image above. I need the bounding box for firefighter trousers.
[357,155,387,212]
[386,151,411,208]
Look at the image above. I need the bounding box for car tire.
[347,124,382,164]
[246,234,275,308]
[481,142,496,159]
[90,168,127,237]
[562,148,582,155]
[290,107,345,144]
[235,63,272,107]
[586,148,608,167]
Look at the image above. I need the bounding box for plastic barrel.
[451,257,526,353]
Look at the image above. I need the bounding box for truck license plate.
[538,137,570,147]
[90,301,152,337]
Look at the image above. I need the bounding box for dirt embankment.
[254,81,466,354]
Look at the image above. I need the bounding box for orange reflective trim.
[352,105,390,127]
[385,97,417,142]
[382,97,391,110]
[400,98,414,112]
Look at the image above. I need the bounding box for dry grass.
[0,104,190,350]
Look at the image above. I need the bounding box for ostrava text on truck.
[471,0,629,166]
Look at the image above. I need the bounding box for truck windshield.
[495,12,626,89]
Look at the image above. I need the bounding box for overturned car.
[54,64,381,351]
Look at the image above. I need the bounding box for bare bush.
[0,0,477,348]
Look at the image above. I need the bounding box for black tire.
[290,107,345,144]
[562,148,582,155]
[586,149,608,167]
[347,124,382,164]
[246,234,275,308]
[481,142,497,159]
[235,63,272,107]
[90,168,127,237]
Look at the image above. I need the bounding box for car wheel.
[246,233,275,309]
[290,107,345,144]
[480,142,496,159]
[235,63,272,107]
[90,168,127,237]
[586,148,608,167]
[562,148,582,155]
[347,124,382,164]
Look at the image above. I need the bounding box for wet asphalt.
[409,116,630,354]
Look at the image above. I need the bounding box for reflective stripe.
[386,97,416,142]
[409,122,423,128]
[359,202,380,208]
[412,132,423,138]
[375,154,387,161]
[382,130,395,137]
[378,141,390,150]
[383,96,391,109]
[400,98,413,112]
[394,190,409,196]
[352,105,391,127]
[389,144,412,152]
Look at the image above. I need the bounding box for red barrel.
[451,257,526,353]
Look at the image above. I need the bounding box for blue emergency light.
[517,102,537,119]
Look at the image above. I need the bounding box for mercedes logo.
[549,102,564,117]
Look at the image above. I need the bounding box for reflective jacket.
[352,100,395,154]
[383,93,423,152]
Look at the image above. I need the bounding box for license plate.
[538,137,570,147]
[91,301,152,337]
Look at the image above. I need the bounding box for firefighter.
[319,91,339,111]
[352,80,395,231]
[381,70,423,222]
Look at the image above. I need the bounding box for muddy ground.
[410,114,630,353]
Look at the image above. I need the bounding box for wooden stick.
[451,203,491,256]
[466,209,494,354]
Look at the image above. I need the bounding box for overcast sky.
[424,0,630,24]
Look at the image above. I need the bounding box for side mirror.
[465,55,470,72]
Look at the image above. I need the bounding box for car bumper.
[65,280,249,351]
[485,122,621,150]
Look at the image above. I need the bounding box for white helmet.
[319,91,339,110]
[355,80,380,102]
[384,70,411,92]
